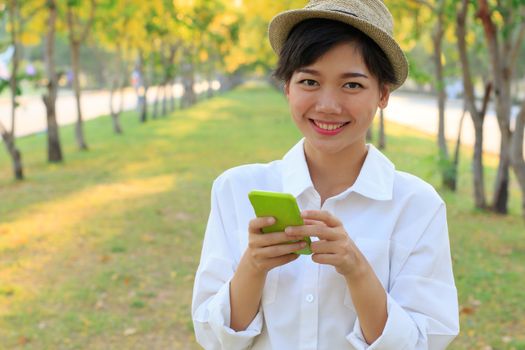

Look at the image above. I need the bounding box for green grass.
[1,83,524,349]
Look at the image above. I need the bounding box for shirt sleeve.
[191,179,263,350]
[346,203,459,349]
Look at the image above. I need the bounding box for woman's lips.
[309,119,350,136]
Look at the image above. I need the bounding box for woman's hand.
[242,216,307,276]
[230,217,304,331]
[285,210,366,281]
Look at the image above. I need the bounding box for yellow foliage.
[199,49,209,62]
[19,32,40,46]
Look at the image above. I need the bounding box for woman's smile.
[309,119,351,135]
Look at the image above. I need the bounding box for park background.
[1,0,524,349]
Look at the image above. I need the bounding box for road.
[386,91,524,156]
[0,86,523,155]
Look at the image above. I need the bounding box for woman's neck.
[304,141,368,205]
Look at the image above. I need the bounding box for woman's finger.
[310,240,341,254]
[303,218,327,226]
[250,231,295,248]
[301,210,342,228]
[248,216,276,234]
[253,241,308,259]
[285,224,339,241]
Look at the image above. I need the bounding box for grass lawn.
[0,83,524,349]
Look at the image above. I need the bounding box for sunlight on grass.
[0,175,175,315]
[154,99,235,139]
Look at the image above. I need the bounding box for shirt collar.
[350,143,395,201]
[282,139,315,198]
[281,138,395,201]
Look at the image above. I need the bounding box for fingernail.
[285,227,292,234]
[268,217,275,224]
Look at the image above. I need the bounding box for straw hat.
[268,0,408,90]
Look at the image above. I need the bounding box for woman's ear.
[284,82,290,99]
[378,84,391,109]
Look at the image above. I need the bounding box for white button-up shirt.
[192,139,459,350]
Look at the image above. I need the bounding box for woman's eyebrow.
[297,68,368,79]
[340,72,368,79]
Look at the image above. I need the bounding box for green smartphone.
[248,190,312,255]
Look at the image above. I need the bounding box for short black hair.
[273,18,397,88]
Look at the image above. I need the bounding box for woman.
[192,1,459,349]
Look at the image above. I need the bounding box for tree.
[0,1,23,180]
[391,0,462,190]
[229,0,305,86]
[0,0,43,179]
[456,0,493,209]
[65,0,96,150]
[42,0,63,161]
[475,0,525,214]
[94,0,140,133]
[512,98,525,218]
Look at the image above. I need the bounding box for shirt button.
[306,294,314,303]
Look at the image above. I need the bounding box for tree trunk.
[140,86,148,123]
[434,13,448,161]
[169,80,175,112]
[43,0,63,162]
[510,99,525,218]
[153,84,162,119]
[457,0,487,209]
[3,1,24,180]
[136,53,148,123]
[492,130,511,213]
[450,109,468,192]
[109,85,122,134]
[378,108,386,150]
[0,124,23,180]
[477,0,513,214]
[161,83,168,116]
[181,56,196,109]
[207,70,214,99]
[7,1,19,138]
[490,80,512,214]
[432,11,455,190]
[66,1,95,150]
[70,42,88,150]
[109,46,124,134]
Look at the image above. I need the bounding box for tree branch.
[510,20,525,76]
[457,0,480,121]
[79,0,96,43]
[67,0,96,44]
[477,0,502,93]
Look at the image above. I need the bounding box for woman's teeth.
[313,120,348,131]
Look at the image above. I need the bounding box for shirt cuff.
[346,293,419,349]
[208,280,263,349]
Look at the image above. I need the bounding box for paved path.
[386,91,523,156]
[0,87,523,155]
[0,87,158,138]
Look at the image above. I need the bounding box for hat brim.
[269,9,408,91]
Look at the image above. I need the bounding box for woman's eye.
[344,82,362,89]
[299,79,318,87]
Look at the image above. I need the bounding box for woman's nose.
[315,91,342,114]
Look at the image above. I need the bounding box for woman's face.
[285,41,390,157]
